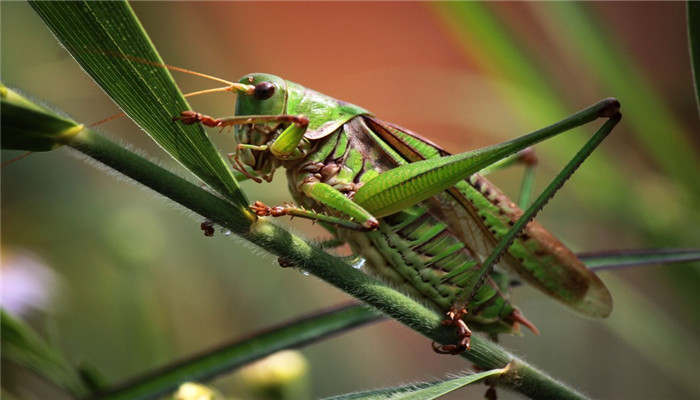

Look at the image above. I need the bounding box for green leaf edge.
[322,368,504,400]
[28,0,248,208]
[1,310,88,397]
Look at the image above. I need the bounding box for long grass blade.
[95,304,380,400]
[323,368,505,400]
[28,1,248,208]
[1,311,88,398]
[579,248,700,271]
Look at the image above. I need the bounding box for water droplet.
[220,228,231,236]
[301,270,310,276]
[352,258,366,270]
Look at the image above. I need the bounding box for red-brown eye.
[253,81,275,100]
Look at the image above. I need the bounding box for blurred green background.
[2,2,699,399]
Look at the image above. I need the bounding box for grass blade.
[322,368,505,400]
[1,86,253,234]
[0,85,80,151]
[28,1,248,207]
[95,304,380,400]
[1,310,88,398]
[579,248,700,271]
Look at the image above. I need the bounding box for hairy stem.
[66,126,587,400]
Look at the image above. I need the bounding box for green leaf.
[579,248,700,271]
[323,368,504,400]
[1,85,81,151]
[2,86,254,233]
[28,1,248,208]
[1,310,88,397]
[93,304,380,400]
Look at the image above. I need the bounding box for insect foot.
[200,220,215,237]
[432,307,472,355]
[277,257,296,268]
[250,201,289,217]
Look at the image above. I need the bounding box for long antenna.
[99,51,255,93]
[87,54,257,128]
[4,55,250,168]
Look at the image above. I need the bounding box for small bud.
[173,382,221,400]
[238,350,310,400]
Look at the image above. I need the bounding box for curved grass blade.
[28,1,248,209]
[1,310,88,398]
[1,86,254,234]
[503,248,700,289]
[0,84,81,152]
[429,2,621,186]
[323,368,505,400]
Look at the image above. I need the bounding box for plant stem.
[68,129,254,235]
[66,127,588,400]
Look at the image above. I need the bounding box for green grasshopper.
[175,72,620,353]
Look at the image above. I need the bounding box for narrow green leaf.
[504,249,700,289]
[2,85,253,233]
[1,85,81,151]
[1,310,88,397]
[323,368,504,400]
[28,1,248,208]
[94,304,381,400]
[579,248,700,271]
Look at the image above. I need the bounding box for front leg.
[173,111,308,129]
[250,162,380,231]
[250,201,375,232]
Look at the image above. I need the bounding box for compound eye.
[253,81,276,100]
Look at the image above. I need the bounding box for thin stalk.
[64,126,587,400]
[67,129,254,235]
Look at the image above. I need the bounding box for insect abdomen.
[341,205,518,333]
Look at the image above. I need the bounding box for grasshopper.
[175,73,620,353]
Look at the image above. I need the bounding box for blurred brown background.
[2,2,699,399]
